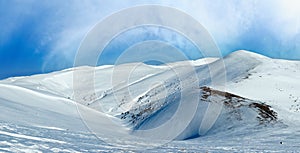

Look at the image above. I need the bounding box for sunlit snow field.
[0,51,300,152]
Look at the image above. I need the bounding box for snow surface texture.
[0,50,300,152]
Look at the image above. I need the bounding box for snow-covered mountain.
[0,50,299,152]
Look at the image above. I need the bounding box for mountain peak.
[229,50,269,59]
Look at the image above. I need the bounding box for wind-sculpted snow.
[119,86,278,140]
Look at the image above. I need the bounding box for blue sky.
[1,0,300,79]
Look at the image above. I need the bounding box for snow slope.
[0,50,299,152]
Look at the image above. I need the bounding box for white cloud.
[40,0,300,70]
